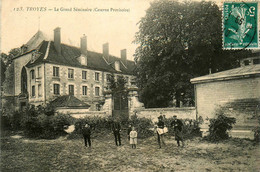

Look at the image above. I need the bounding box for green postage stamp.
[223,1,259,49]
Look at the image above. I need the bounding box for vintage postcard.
[1,0,259,171]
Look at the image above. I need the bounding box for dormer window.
[31,50,41,63]
[78,55,87,66]
[115,61,120,71]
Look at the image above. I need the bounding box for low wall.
[136,107,196,123]
[70,111,109,119]
[56,108,109,119]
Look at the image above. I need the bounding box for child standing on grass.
[130,126,137,149]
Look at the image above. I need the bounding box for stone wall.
[56,109,109,119]
[135,107,196,123]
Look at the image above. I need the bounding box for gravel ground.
[1,133,259,172]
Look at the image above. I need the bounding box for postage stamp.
[223,1,259,49]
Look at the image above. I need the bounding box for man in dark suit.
[111,120,121,146]
[171,115,185,147]
[82,123,92,147]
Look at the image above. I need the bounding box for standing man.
[111,120,121,146]
[171,115,185,147]
[156,115,166,148]
[82,123,92,147]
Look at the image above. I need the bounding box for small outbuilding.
[50,95,91,115]
[191,56,260,139]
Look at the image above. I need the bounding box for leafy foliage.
[163,117,202,139]
[207,110,236,141]
[253,115,260,142]
[134,0,251,108]
[107,74,127,94]
[1,48,21,66]
[128,114,154,138]
[2,104,73,139]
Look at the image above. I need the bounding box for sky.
[1,0,245,60]
[1,0,152,61]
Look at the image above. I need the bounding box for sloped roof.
[25,30,50,52]
[191,64,260,84]
[50,95,90,108]
[24,39,135,75]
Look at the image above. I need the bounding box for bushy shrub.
[253,126,260,142]
[1,109,22,131]
[128,115,154,138]
[163,117,201,139]
[253,115,260,142]
[68,115,154,139]
[207,110,236,141]
[68,116,113,139]
[51,113,73,132]
[19,105,72,139]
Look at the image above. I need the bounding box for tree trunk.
[175,91,181,107]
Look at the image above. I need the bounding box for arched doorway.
[19,67,28,110]
[21,67,27,94]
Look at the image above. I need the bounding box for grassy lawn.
[1,132,259,172]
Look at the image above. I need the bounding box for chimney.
[54,27,61,54]
[80,34,87,54]
[121,49,127,66]
[103,43,109,62]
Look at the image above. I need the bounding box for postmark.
[223,1,259,49]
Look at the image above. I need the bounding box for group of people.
[81,115,184,149]
[156,115,185,148]
[81,120,137,149]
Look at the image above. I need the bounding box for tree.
[1,48,21,66]
[134,0,251,108]
[107,74,127,94]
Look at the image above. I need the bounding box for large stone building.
[8,27,136,111]
[191,52,260,139]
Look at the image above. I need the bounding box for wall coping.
[138,107,195,111]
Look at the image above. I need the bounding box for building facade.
[191,53,260,139]
[10,27,136,111]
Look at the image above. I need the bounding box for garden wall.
[56,108,109,119]
[136,107,196,123]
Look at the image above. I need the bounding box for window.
[95,87,100,96]
[69,85,74,95]
[82,86,87,95]
[53,66,59,77]
[30,70,35,79]
[253,59,260,65]
[37,67,41,78]
[244,60,250,66]
[106,74,112,82]
[68,69,74,79]
[96,104,100,111]
[82,71,87,80]
[31,85,35,97]
[53,84,60,95]
[95,72,100,81]
[38,84,42,96]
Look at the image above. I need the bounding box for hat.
[173,115,177,117]
[85,124,89,127]
[158,115,163,119]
